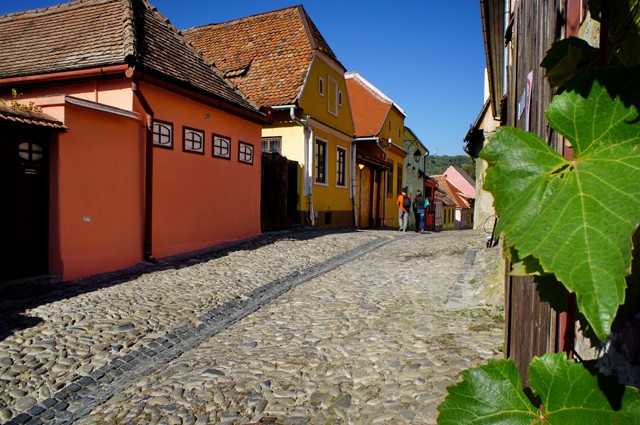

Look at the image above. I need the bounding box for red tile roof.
[182,6,341,108]
[0,104,66,129]
[345,72,405,138]
[345,73,390,137]
[432,175,471,208]
[0,0,259,115]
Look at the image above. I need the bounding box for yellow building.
[184,6,355,227]
[345,72,408,228]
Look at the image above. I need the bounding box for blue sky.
[1,1,486,156]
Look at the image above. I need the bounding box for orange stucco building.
[0,0,266,283]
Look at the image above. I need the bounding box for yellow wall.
[379,107,407,228]
[442,206,456,230]
[262,124,305,212]
[299,56,354,137]
[263,124,305,162]
[379,106,405,150]
[311,126,353,214]
[260,54,356,227]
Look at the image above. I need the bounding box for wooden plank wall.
[504,0,564,385]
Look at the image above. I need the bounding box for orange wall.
[51,104,144,280]
[140,82,263,259]
[28,76,262,280]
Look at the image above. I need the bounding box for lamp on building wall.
[358,163,365,170]
[413,149,421,163]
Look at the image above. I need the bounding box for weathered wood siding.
[504,0,566,384]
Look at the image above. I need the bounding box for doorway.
[0,125,50,281]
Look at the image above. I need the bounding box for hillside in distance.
[424,155,475,178]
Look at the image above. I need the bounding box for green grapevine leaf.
[437,358,538,424]
[481,69,640,340]
[541,37,599,88]
[529,353,640,423]
[438,353,640,424]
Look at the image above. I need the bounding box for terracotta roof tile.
[0,104,66,129]
[0,0,259,114]
[345,72,393,138]
[432,175,470,208]
[183,6,339,108]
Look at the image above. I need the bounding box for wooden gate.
[0,124,50,281]
[261,152,299,231]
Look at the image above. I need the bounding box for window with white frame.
[387,160,394,196]
[327,76,338,116]
[183,127,204,154]
[396,163,403,197]
[336,146,346,187]
[153,120,173,149]
[238,141,254,165]
[262,136,282,154]
[212,134,231,159]
[315,138,327,184]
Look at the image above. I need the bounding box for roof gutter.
[271,105,315,226]
[355,137,386,157]
[126,67,155,262]
[0,64,130,86]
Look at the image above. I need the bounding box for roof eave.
[137,70,267,124]
[480,0,504,120]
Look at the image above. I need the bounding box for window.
[238,141,254,165]
[18,142,43,161]
[387,160,394,196]
[396,164,403,198]
[336,146,346,187]
[319,77,325,96]
[315,138,327,184]
[153,120,173,149]
[328,76,338,116]
[338,90,343,107]
[183,127,204,154]
[262,136,282,154]
[212,134,231,159]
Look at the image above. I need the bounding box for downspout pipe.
[351,141,358,228]
[126,68,155,262]
[503,0,510,97]
[271,105,315,226]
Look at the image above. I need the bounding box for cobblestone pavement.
[0,229,504,424]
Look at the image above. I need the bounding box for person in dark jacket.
[413,190,427,234]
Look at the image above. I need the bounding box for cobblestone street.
[0,229,504,425]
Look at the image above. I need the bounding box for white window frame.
[261,136,282,154]
[336,146,347,188]
[183,127,205,154]
[327,76,338,116]
[212,134,231,159]
[153,120,173,149]
[238,141,254,165]
[314,137,328,185]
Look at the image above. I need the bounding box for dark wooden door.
[0,126,50,281]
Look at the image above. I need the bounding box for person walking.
[413,189,427,234]
[397,188,411,232]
